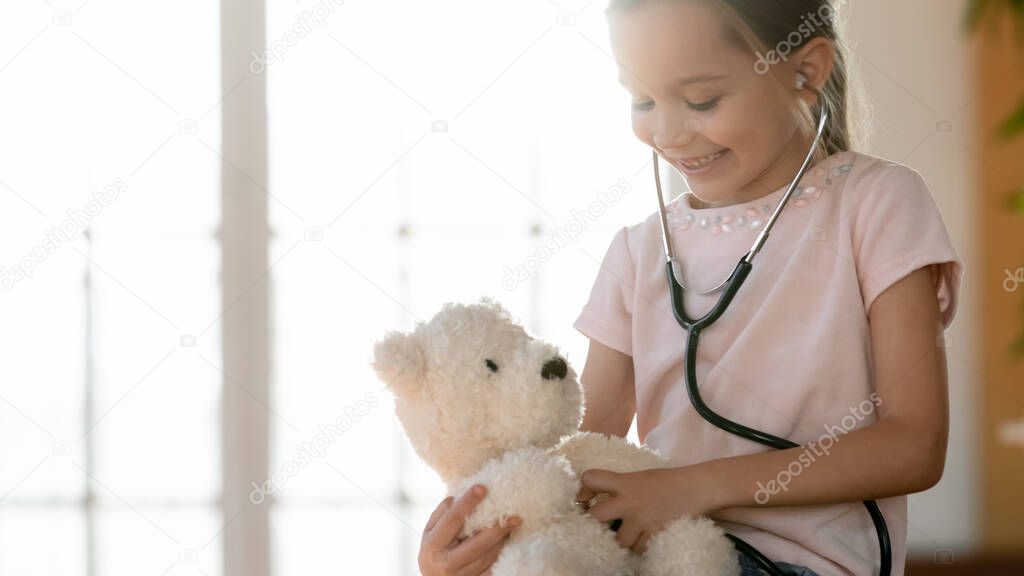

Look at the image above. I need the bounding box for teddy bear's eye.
[485,359,499,373]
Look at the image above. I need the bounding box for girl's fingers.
[449,517,521,568]
[455,530,511,576]
[585,497,624,526]
[615,521,643,551]
[630,530,651,554]
[577,469,620,509]
[575,486,595,504]
[429,485,488,547]
[424,496,455,532]
[579,469,618,496]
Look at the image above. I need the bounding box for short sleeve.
[573,227,636,356]
[851,164,964,330]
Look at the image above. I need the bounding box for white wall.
[846,0,979,556]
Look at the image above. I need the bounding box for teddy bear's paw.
[639,516,740,576]
[489,519,637,576]
[452,447,580,538]
[488,531,585,576]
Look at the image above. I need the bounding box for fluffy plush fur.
[371,296,739,575]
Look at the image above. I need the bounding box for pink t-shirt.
[573,149,963,576]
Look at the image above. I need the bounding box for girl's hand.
[576,467,718,555]
[418,485,522,576]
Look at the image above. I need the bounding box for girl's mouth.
[674,149,729,176]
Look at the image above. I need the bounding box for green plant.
[964,0,1024,354]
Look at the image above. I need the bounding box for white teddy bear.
[371,296,740,576]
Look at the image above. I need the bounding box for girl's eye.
[631,100,654,112]
[631,97,721,113]
[686,97,721,112]
[485,359,499,372]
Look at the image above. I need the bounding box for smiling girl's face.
[609,1,824,208]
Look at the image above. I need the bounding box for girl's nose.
[653,115,700,152]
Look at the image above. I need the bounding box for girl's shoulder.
[839,148,937,204]
[839,150,963,329]
[831,149,947,240]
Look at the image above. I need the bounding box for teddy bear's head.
[371,296,583,484]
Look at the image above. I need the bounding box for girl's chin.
[686,191,731,209]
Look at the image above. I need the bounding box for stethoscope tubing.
[665,232,893,576]
[656,93,892,575]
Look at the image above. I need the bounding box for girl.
[416,1,963,575]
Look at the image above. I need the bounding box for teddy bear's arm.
[548,431,670,479]
[449,447,579,539]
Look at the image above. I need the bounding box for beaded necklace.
[666,159,855,237]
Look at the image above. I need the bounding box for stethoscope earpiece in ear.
[795,72,808,90]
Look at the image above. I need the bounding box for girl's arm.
[578,339,636,439]
[692,265,950,510]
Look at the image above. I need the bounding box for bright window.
[265,1,647,574]
[0,1,221,574]
[1,2,649,574]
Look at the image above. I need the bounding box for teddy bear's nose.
[541,356,567,380]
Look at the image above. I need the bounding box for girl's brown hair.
[605,0,865,161]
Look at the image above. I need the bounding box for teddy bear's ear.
[371,330,426,396]
[476,295,509,317]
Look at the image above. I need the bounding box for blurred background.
[1,0,1022,574]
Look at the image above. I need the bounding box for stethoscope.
[652,78,892,576]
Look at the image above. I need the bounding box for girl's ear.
[792,36,836,104]
[371,330,426,397]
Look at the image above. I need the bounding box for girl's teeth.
[683,151,725,169]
